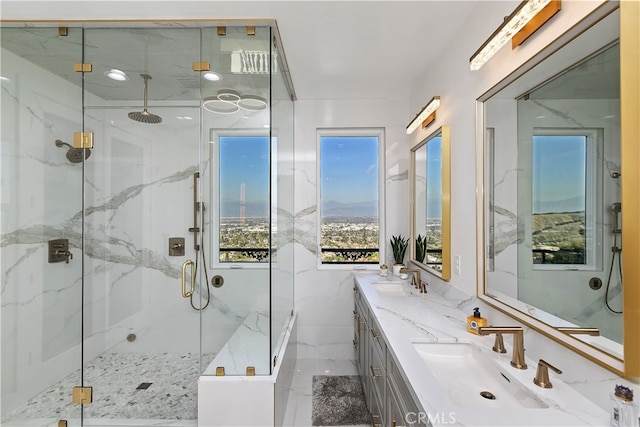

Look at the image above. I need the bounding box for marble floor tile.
[282,358,368,427]
[4,353,206,425]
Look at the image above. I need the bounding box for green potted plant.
[415,234,427,263]
[390,234,409,275]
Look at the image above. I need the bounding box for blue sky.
[219,135,379,218]
[320,136,378,204]
[426,137,442,218]
[219,136,269,204]
[532,135,586,213]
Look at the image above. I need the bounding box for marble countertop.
[354,273,610,427]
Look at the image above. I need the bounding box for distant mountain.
[322,200,378,218]
[221,199,268,218]
[533,195,585,214]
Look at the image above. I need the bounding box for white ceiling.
[0,1,481,101]
[242,1,480,100]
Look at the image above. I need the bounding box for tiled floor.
[3,355,366,427]
[282,358,368,427]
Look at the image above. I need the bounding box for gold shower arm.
[181,259,195,298]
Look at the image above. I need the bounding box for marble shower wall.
[293,99,409,360]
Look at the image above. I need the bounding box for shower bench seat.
[202,311,271,376]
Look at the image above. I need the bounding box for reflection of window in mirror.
[411,125,450,280]
[529,129,603,270]
[425,136,443,268]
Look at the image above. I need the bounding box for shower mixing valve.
[48,239,73,263]
[169,237,186,256]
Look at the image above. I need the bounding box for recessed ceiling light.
[203,72,222,82]
[177,116,194,120]
[104,69,128,81]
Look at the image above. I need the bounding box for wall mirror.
[477,3,639,376]
[410,125,450,280]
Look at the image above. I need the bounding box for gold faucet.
[533,359,562,388]
[478,326,527,369]
[399,268,426,293]
[556,327,600,336]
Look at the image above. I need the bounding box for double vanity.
[353,272,610,426]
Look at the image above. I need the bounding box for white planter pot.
[392,264,404,276]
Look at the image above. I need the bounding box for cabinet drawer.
[369,334,386,408]
[369,391,384,427]
[370,317,386,363]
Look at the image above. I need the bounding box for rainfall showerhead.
[128,74,162,124]
[55,139,91,163]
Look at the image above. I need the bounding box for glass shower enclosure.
[1,23,294,425]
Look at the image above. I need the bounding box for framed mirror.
[476,2,639,377]
[410,125,450,280]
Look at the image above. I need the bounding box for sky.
[426,136,443,218]
[532,135,586,213]
[219,135,269,205]
[320,136,379,204]
[219,134,379,217]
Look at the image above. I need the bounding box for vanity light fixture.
[104,69,128,81]
[470,0,559,71]
[406,96,440,134]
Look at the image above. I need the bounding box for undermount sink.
[411,341,548,408]
[370,281,411,297]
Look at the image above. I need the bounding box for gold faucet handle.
[533,359,562,388]
[492,332,507,354]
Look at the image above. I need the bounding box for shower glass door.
[1,27,85,425]
[80,28,203,421]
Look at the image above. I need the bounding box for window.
[531,128,602,269]
[211,132,270,265]
[318,128,385,267]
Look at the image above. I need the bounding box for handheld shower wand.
[605,202,622,314]
[611,202,621,234]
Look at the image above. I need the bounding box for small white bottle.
[610,384,639,427]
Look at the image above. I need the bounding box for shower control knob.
[55,249,73,263]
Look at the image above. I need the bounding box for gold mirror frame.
[475,2,639,378]
[410,125,451,280]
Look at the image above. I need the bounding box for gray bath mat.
[312,375,369,426]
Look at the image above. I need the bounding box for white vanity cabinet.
[354,280,425,427]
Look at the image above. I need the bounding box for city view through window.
[531,134,587,265]
[320,135,380,263]
[218,135,270,262]
[217,133,381,263]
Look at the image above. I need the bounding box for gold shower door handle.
[181,259,195,298]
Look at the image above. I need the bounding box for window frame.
[209,129,273,270]
[531,127,603,271]
[316,127,386,271]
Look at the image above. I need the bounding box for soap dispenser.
[467,307,488,335]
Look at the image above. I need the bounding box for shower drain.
[136,382,153,390]
[480,390,496,400]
